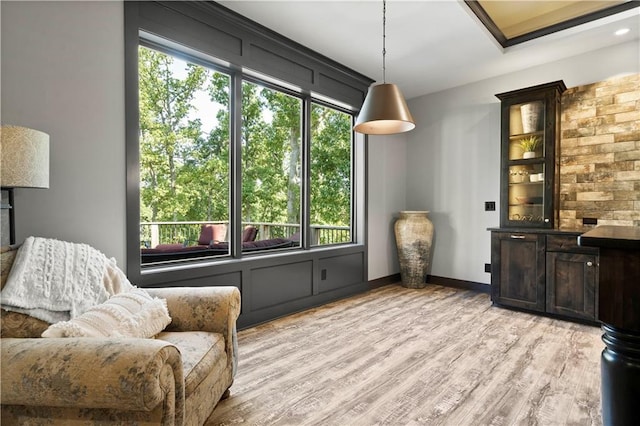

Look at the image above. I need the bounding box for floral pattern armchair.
[1,246,241,425]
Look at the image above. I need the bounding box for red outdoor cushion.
[198,224,227,245]
[242,226,258,242]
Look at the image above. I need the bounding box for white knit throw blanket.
[1,237,133,323]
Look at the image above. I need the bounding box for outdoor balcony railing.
[140,221,350,248]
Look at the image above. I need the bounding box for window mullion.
[301,97,312,250]
[230,72,243,258]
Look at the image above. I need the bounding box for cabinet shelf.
[509,130,544,139]
[508,181,543,186]
[508,158,545,165]
[496,80,566,228]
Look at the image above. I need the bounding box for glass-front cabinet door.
[496,81,566,228]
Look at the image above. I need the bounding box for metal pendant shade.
[354,83,415,134]
[354,0,415,135]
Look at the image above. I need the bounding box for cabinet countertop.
[487,227,589,236]
[578,225,640,250]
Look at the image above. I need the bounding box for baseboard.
[368,273,401,289]
[427,275,490,294]
[368,273,490,294]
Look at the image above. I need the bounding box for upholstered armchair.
[1,245,241,425]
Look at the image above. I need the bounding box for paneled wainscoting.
[208,284,602,425]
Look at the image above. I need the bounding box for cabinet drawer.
[496,232,540,242]
[547,234,598,254]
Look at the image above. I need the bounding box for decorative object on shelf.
[354,0,415,135]
[519,136,540,159]
[520,102,543,133]
[0,125,50,244]
[516,196,543,205]
[394,211,434,289]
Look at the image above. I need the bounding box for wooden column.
[578,226,640,426]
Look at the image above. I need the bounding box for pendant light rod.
[382,0,386,84]
[353,0,416,135]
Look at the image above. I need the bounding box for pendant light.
[354,0,415,135]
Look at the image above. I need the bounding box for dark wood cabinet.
[490,81,597,324]
[491,231,545,311]
[545,234,598,321]
[490,230,599,323]
[495,81,566,229]
[546,252,597,320]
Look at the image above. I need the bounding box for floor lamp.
[0,126,50,245]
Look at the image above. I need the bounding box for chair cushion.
[198,224,227,245]
[1,309,49,338]
[154,243,187,251]
[1,246,19,290]
[157,331,227,396]
[242,226,258,242]
[41,288,171,338]
[242,237,293,251]
[1,246,50,338]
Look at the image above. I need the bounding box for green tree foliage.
[242,82,301,225]
[311,105,351,227]
[139,46,209,222]
[139,46,352,243]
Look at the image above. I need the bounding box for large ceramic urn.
[394,211,434,289]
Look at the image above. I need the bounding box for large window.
[137,45,355,266]
[310,103,353,246]
[138,46,231,264]
[241,81,302,251]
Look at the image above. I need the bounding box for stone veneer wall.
[559,73,640,230]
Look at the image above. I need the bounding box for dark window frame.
[125,1,372,283]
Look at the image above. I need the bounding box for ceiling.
[471,0,633,45]
[218,0,639,100]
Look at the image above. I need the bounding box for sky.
[170,56,223,135]
[169,55,274,134]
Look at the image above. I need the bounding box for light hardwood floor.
[208,284,603,426]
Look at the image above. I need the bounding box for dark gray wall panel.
[238,280,368,329]
[139,3,243,61]
[250,261,313,311]
[138,246,366,327]
[134,1,373,108]
[319,73,367,108]
[143,271,241,289]
[318,252,364,293]
[249,44,314,85]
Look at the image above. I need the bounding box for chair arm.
[1,337,184,414]
[147,286,241,374]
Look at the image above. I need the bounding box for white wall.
[367,134,407,280]
[1,1,126,264]
[404,40,640,285]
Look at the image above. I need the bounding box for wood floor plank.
[208,285,602,426]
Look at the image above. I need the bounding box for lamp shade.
[0,125,50,188]
[354,83,416,135]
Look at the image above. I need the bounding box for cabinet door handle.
[510,235,526,239]
[586,261,593,267]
